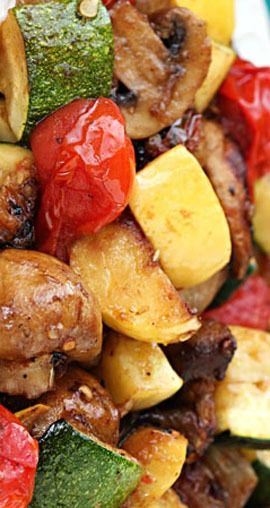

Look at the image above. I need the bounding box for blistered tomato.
[31,98,135,261]
[204,275,270,330]
[0,404,39,508]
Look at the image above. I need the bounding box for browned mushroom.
[135,0,172,15]
[194,120,253,279]
[0,355,54,399]
[111,0,211,139]
[0,147,37,249]
[0,249,102,365]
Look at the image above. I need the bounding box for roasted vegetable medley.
[0,0,270,506]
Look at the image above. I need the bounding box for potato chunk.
[129,145,231,288]
[0,249,102,364]
[101,332,183,410]
[70,216,199,344]
[123,427,187,507]
[148,490,187,508]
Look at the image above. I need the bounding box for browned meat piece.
[165,320,236,382]
[138,380,217,463]
[194,120,252,279]
[0,154,37,248]
[0,355,54,399]
[0,249,102,364]
[111,1,211,139]
[174,446,257,508]
[33,368,119,445]
[135,0,171,14]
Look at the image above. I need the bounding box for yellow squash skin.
[101,332,183,411]
[129,145,232,289]
[253,174,270,255]
[195,41,235,112]
[173,0,235,45]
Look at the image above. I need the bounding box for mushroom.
[111,0,211,139]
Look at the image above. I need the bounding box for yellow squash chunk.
[129,145,232,289]
[0,12,29,141]
[101,332,183,411]
[123,427,187,507]
[70,218,199,344]
[195,42,235,112]
[227,326,270,383]
[215,326,270,440]
[215,380,270,440]
[148,489,187,508]
[173,0,235,45]
[253,174,270,255]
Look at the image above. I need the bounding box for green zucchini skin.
[247,460,270,507]
[15,0,113,137]
[30,420,142,508]
[216,433,270,450]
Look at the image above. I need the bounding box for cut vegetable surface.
[253,174,270,255]
[101,332,183,410]
[70,215,199,344]
[195,42,235,112]
[0,11,28,141]
[30,420,142,508]
[129,145,232,288]
[123,427,187,507]
[6,0,113,139]
[215,326,270,445]
[247,451,270,507]
[173,0,235,45]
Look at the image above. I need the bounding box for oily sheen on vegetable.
[31,98,135,261]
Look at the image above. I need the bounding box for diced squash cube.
[101,332,183,411]
[129,145,231,288]
[148,489,186,508]
[195,42,235,112]
[123,427,187,507]
[173,0,235,46]
[253,174,270,255]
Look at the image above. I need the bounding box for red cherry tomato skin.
[218,58,270,198]
[0,405,39,508]
[31,98,135,261]
[204,275,270,330]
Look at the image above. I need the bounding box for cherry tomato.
[218,58,270,198]
[31,98,135,261]
[0,405,39,508]
[204,275,270,330]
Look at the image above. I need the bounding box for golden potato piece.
[123,427,187,507]
[129,145,232,288]
[70,217,199,344]
[0,249,102,364]
[101,332,183,410]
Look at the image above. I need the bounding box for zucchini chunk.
[215,326,270,446]
[30,420,142,508]
[0,0,113,140]
[195,42,235,112]
[0,11,29,141]
[70,216,199,344]
[123,427,187,507]
[129,145,232,288]
[101,332,183,411]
